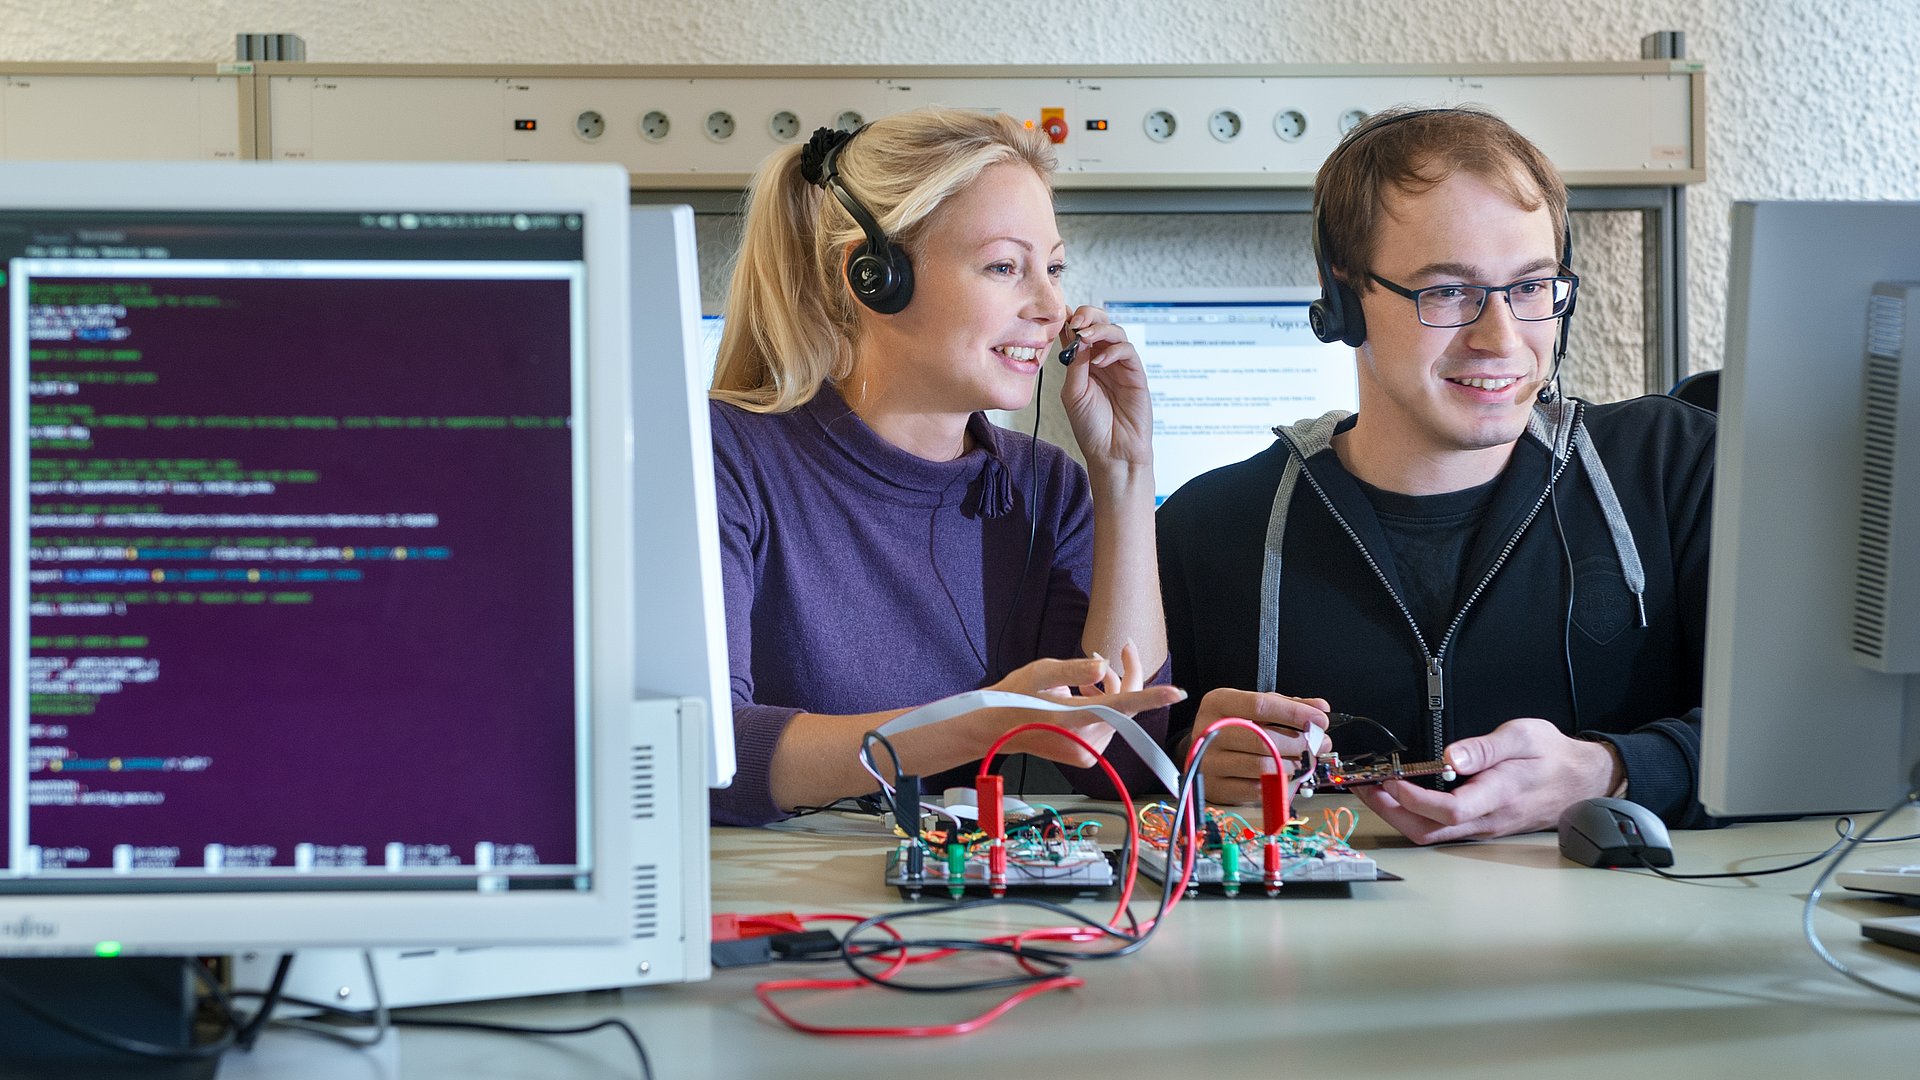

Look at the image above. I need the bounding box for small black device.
[805,127,915,314]
[1557,796,1675,868]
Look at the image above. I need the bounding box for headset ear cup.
[1334,279,1367,347]
[1308,296,1341,344]
[846,243,914,315]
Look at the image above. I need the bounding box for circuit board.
[1134,845,1379,892]
[1132,801,1385,897]
[884,838,1117,900]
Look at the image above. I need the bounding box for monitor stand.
[0,957,217,1079]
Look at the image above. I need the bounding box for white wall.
[9,0,1917,410]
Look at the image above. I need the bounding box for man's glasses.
[1368,272,1579,329]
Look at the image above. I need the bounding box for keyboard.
[1837,865,1920,899]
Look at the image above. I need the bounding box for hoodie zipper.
[1277,406,1581,762]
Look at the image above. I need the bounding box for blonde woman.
[710,109,1177,826]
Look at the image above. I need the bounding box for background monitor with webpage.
[1103,289,1358,504]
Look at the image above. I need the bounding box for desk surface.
[230,801,1920,1079]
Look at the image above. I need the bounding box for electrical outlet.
[1338,108,1370,134]
[639,110,670,141]
[705,110,736,142]
[575,110,606,141]
[1143,109,1177,142]
[1273,109,1307,142]
[768,110,801,141]
[1208,108,1243,142]
[834,110,865,132]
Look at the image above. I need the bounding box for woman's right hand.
[979,641,1184,767]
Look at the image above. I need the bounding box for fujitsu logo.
[1,915,56,939]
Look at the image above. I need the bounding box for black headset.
[808,127,915,315]
[1307,108,1577,405]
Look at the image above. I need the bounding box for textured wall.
[11,0,1919,421]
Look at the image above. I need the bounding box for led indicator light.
[513,119,537,131]
[95,941,123,958]
[1086,119,1109,131]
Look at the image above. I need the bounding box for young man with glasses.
[1157,107,1716,841]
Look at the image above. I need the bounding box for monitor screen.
[1701,201,1920,817]
[1104,290,1357,504]
[0,162,649,955]
[699,313,725,387]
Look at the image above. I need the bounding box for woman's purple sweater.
[708,383,1169,826]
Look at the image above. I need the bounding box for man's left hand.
[1350,717,1625,844]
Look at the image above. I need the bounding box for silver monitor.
[1701,201,1920,816]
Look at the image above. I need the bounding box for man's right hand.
[1183,688,1332,804]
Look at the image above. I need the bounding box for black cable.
[988,363,1046,681]
[0,957,237,1062]
[1623,816,1920,881]
[859,730,903,788]
[1326,712,1407,755]
[787,794,889,819]
[1803,788,1920,1006]
[260,995,653,1080]
[986,363,1049,799]
[267,951,390,1049]
[235,954,294,1050]
[1547,475,1582,731]
[834,723,1231,997]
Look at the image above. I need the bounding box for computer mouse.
[1556,796,1675,868]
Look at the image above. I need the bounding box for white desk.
[227,801,1920,1079]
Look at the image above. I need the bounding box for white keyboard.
[1837,865,1920,899]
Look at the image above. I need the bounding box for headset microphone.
[1537,352,1565,405]
[1537,228,1578,405]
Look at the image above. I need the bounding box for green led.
[94,940,123,958]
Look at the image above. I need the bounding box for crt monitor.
[1701,200,1920,817]
[0,160,682,959]
[1103,289,1359,504]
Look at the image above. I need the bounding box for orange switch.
[1040,108,1068,144]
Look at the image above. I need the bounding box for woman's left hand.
[1058,305,1153,470]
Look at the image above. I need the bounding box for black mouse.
[1557,796,1674,868]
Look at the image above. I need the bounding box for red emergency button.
[1040,108,1068,144]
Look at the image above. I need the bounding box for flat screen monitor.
[0,160,670,958]
[1701,201,1920,817]
[1104,289,1358,504]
